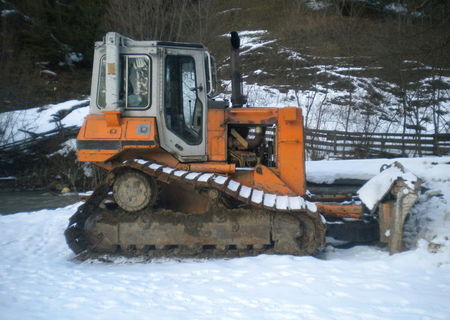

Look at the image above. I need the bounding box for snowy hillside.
[219,29,450,134]
[1,158,449,320]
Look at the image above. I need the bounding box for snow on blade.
[357,163,418,211]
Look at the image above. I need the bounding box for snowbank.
[306,156,450,184]
[0,99,89,145]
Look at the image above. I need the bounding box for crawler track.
[65,160,326,258]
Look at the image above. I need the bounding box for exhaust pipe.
[230,31,247,108]
[105,32,122,112]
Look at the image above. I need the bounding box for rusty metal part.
[65,160,326,258]
[229,150,257,167]
[307,193,354,202]
[378,180,420,254]
[84,205,322,256]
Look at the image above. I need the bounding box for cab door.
[159,49,207,162]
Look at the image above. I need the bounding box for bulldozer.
[65,32,420,258]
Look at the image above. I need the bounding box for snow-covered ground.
[1,158,449,320]
[0,99,89,145]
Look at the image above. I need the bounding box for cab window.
[97,55,151,109]
[164,55,203,145]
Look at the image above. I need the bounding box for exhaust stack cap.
[231,31,240,49]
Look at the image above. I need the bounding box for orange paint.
[102,110,121,127]
[186,163,235,174]
[77,114,157,163]
[251,165,295,195]
[316,203,364,219]
[77,150,118,162]
[207,109,227,161]
[277,107,306,195]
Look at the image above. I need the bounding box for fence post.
[433,134,439,155]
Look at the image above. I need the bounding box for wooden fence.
[305,128,450,159]
[1,126,449,162]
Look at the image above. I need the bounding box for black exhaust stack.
[230,31,247,108]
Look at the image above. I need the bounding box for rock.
[61,187,71,194]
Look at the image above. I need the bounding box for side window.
[97,55,151,109]
[126,57,150,108]
[164,55,203,145]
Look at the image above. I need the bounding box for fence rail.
[305,128,450,159]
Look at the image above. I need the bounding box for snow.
[198,173,213,182]
[216,8,242,15]
[1,9,18,17]
[185,172,201,180]
[174,170,188,177]
[162,167,175,174]
[306,156,450,184]
[253,69,266,75]
[50,139,77,157]
[0,176,16,181]
[305,201,318,213]
[1,187,449,319]
[263,193,276,207]
[251,189,264,204]
[66,52,84,64]
[278,48,306,62]
[305,0,330,10]
[357,164,418,211]
[239,186,252,199]
[222,30,276,55]
[213,175,228,185]
[0,157,450,319]
[0,99,89,145]
[275,195,288,210]
[149,163,162,170]
[40,69,57,77]
[227,180,240,192]
[288,196,305,210]
[385,3,408,14]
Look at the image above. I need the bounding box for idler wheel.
[113,170,158,212]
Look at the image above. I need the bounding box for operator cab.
[89,32,219,162]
